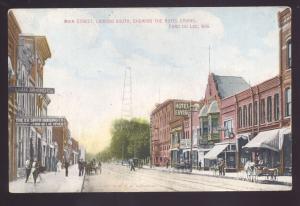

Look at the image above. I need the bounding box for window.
[248,103,252,126]
[224,119,233,138]
[267,96,272,122]
[243,105,247,127]
[285,88,291,117]
[287,40,292,69]
[274,93,280,121]
[254,101,258,125]
[260,99,265,124]
[238,107,242,128]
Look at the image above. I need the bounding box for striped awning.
[204,144,228,160]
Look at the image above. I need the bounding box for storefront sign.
[180,139,191,148]
[9,86,55,94]
[16,117,65,127]
[174,102,190,116]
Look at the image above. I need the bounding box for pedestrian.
[130,159,135,171]
[25,159,32,183]
[218,159,225,176]
[198,161,202,170]
[78,159,82,176]
[65,160,69,177]
[98,161,102,174]
[166,159,169,169]
[56,160,62,173]
[32,160,39,184]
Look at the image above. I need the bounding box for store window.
[267,96,272,122]
[274,93,280,121]
[260,99,265,124]
[285,87,291,117]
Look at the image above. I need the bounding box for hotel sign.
[174,102,190,116]
[16,117,65,127]
[9,86,55,94]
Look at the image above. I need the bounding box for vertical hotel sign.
[174,101,190,116]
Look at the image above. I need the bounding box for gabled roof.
[212,73,250,99]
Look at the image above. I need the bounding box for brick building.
[216,8,291,174]
[151,99,199,166]
[201,73,250,169]
[8,11,21,181]
[52,117,72,164]
[71,138,79,165]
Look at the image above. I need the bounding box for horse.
[256,167,278,180]
[244,161,257,182]
[210,164,219,176]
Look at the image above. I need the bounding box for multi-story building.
[200,73,250,169]
[71,138,79,165]
[8,11,21,181]
[52,117,72,164]
[151,99,200,167]
[216,8,292,174]
[15,34,51,177]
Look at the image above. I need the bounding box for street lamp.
[189,102,200,172]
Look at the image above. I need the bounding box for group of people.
[25,159,41,184]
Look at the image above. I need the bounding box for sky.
[12,7,287,154]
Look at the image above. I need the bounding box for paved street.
[82,163,292,192]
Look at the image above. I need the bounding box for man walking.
[130,159,135,171]
[25,159,32,183]
[32,160,39,184]
[65,160,69,177]
[78,159,82,176]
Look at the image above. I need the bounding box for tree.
[110,118,150,160]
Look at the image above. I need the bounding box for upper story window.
[224,119,233,138]
[267,96,272,122]
[253,101,258,125]
[285,87,291,117]
[287,39,292,69]
[260,99,265,124]
[274,93,280,121]
[243,105,247,128]
[238,107,242,128]
[248,103,252,126]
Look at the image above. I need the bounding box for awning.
[204,144,228,160]
[243,129,280,152]
[279,126,291,150]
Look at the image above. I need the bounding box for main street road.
[82,163,291,192]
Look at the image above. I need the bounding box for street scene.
[8,7,292,192]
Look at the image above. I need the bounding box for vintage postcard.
[8,7,292,192]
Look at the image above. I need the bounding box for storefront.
[236,133,251,169]
[204,142,237,171]
[243,127,292,175]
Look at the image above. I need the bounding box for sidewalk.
[9,164,85,193]
[142,165,292,186]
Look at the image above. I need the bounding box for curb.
[80,172,86,192]
[142,167,292,187]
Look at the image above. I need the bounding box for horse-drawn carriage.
[244,161,279,182]
[86,161,101,175]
